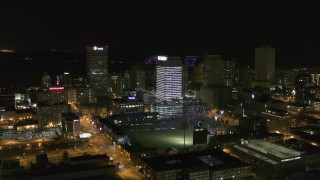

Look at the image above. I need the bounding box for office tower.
[295,73,313,104]
[129,65,146,91]
[193,63,205,84]
[254,46,275,82]
[86,46,108,96]
[123,70,131,90]
[203,55,225,86]
[224,59,236,86]
[41,72,51,90]
[109,73,124,98]
[156,56,183,102]
[59,72,72,88]
[240,66,255,88]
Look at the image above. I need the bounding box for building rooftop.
[13,119,38,127]
[276,138,320,155]
[112,96,143,103]
[241,140,301,160]
[142,150,248,172]
[70,154,108,162]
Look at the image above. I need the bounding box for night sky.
[1,0,320,68]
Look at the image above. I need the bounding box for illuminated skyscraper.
[156,56,183,101]
[254,46,275,82]
[86,46,108,96]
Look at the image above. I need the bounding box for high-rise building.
[41,72,51,90]
[224,59,236,86]
[59,72,72,88]
[129,65,146,91]
[295,73,313,104]
[109,73,124,98]
[240,66,255,88]
[123,70,131,90]
[203,55,225,86]
[156,56,183,102]
[86,46,108,96]
[254,46,275,82]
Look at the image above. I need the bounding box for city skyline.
[0,1,320,68]
[2,2,320,179]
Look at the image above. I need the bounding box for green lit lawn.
[128,129,193,149]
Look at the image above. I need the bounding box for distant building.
[224,59,236,86]
[37,103,70,127]
[14,93,31,109]
[112,96,144,115]
[123,70,131,89]
[0,111,33,122]
[41,72,51,90]
[37,87,68,105]
[13,119,39,132]
[232,139,304,178]
[59,72,72,88]
[295,73,313,104]
[150,101,183,119]
[240,66,255,88]
[199,86,232,108]
[129,65,146,91]
[79,103,108,117]
[254,46,275,82]
[239,116,265,134]
[203,55,225,86]
[0,94,15,111]
[199,86,220,108]
[193,63,205,84]
[262,108,291,135]
[86,45,109,97]
[109,73,124,98]
[77,87,95,104]
[61,112,81,134]
[311,73,320,86]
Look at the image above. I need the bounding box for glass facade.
[156,66,182,102]
[86,46,108,95]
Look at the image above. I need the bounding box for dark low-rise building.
[142,150,252,180]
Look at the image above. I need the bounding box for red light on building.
[49,87,65,92]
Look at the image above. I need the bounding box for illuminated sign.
[128,96,136,100]
[157,56,167,61]
[93,46,104,51]
[49,87,65,92]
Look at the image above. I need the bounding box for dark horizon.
[0,0,320,68]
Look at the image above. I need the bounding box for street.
[0,115,145,179]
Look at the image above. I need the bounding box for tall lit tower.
[156,56,183,101]
[86,46,108,96]
[254,45,275,82]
